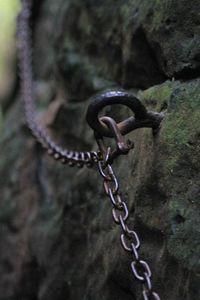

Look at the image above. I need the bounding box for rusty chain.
[18,0,98,168]
[18,0,161,299]
[18,0,163,168]
[97,152,160,300]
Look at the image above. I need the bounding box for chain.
[97,153,160,300]
[17,0,98,168]
[18,1,161,299]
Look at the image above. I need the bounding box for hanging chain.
[97,153,160,300]
[18,1,162,299]
[17,0,98,168]
[18,0,163,168]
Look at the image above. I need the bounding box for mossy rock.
[1,0,200,299]
[134,79,200,298]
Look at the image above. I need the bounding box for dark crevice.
[174,214,185,224]
[173,66,200,81]
[15,256,40,300]
[109,278,136,300]
[32,0,45,24]
[122,28,168,89]
[135,219,165,245]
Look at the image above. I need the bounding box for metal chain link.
[97,158,161,300]
[17,0,98,168]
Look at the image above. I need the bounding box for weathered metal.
[18,0,162,299]
[86,90,163,138]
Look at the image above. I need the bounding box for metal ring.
[86,90,147,137]
[131,260,152,282]
[121,229,140,252]
[108,188,122,207]
[112,201,129,224]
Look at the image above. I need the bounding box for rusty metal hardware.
[86,90,163,165]
[18,1,161,299]
[95,116,134,165]
[86,90,164,138]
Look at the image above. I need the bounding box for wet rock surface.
[0,1,200,299]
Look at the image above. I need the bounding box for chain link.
[97,159,160,300]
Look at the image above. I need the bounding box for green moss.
[167,198,200,272]
[138,80,175,111]
[167,231,200,271]
[162,82,200,169]
[140,80,200,172]
[139,79,200,272]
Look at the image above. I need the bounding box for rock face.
[0,0,200,299]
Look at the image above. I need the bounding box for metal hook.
[95,116,134,165]
[86,90,164,138]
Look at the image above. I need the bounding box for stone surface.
[0,1,200,300]
[36,0,200,93]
